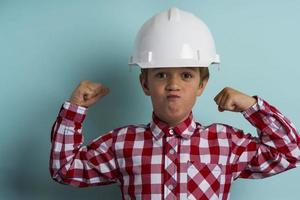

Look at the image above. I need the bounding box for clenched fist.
[69,80,110,108]
[214,87,257,112]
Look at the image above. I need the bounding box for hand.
[69,80,110,108]
[214,87,257,112]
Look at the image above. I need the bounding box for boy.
[49,7,300,200]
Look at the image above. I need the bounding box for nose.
[166,76,181,91]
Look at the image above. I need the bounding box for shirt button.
[169,149,175,154]
[168,184,174,190]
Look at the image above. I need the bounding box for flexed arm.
[214,87,300,179]
[49,81,119,187]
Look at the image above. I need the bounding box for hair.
[140,67,209,85]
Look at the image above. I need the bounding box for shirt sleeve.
[49,101,119,187]
[229,96,300,179]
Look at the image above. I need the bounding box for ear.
[139,73,150,96]
[196,79,208,96]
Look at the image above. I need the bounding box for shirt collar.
[149,111,197,140]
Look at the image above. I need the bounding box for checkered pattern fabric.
[49,96,300,200]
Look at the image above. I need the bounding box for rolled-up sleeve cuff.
[242,96,264,118]
[58,101,88,123]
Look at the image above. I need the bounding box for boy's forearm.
[239,96,300,178]
[50,101,119,187]
[243,96,300,147]
[49,101,87,184]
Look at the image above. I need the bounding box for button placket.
[169,149,175,154]
[168,184,174,190]
[169,129,174,136]
[166,136,177,159]
[164,134,178,199]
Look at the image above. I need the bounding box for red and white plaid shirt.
[50,96,300,200]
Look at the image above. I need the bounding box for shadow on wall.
[1,64,133,200]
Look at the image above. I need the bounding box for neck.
[154,112,191,127]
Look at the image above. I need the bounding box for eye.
[155,72,167,79]
[182,72,193,79]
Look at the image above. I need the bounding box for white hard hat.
[128,7,220,68]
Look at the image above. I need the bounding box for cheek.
[149,83,163,94]
[149,85,164,101]
[185,88,199,101]
[152,91,164,103]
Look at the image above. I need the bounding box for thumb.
[83,90,96,101]
[218,106,225,112]
[83,87,109,100]
[83,87,110,107]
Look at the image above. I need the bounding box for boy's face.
[140,67,208,127]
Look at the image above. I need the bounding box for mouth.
[167,95,180,100]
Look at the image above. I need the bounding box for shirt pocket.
[187,161,222,200]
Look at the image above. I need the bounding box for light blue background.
[1,0,299,199]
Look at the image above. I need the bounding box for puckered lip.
[166,94,180,98]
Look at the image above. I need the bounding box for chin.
[155,104,190,123]
[165,110,187,121]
